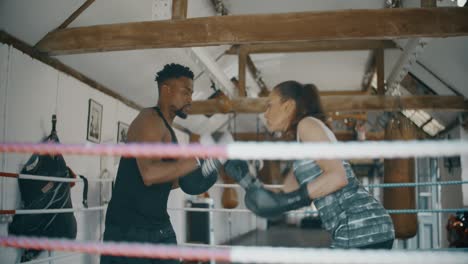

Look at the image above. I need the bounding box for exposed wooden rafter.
[232,131,384,142]
[189,96,468,115]
[376,48,385,95]
[246,54,270,97]
[36,0,95,46]
[57,0,95,30]
[172,0,188,20]
[0,31,142,111]
[238,47,247,97]
[36,8,468,55]
[226,40,397,55]
[421,0,437,8]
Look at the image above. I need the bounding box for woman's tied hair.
[155,63,194,89]
[274,81,327,136]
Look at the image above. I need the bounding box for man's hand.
[200,158,224,177]
[179,163,217,195]
[199,131,234,177]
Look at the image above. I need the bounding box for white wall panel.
[4,48,59,159]
[0,43,15,264]
[0,46,142,264]
[0,44,8,172]
[1,45,60,264]
[56,73,100,264]
[461,127,468,206]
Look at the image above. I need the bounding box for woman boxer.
[225,81,395,249]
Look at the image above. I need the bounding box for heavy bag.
[384,116,417,239]
[220,167,239,209]
[8,136,77,261]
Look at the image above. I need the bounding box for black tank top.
[105,107,178,228]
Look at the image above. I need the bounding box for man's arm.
[128,109,198,186]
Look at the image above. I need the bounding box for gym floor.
[224,222,331,248]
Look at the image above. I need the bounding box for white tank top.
[296,116,337,142]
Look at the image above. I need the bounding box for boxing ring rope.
[214,180,468,189]
[1,140,468,263]
[0,172,113,183]
[2,171,467,189]
[19,244,232,264]
[1,236,467,264]
[1,140,468,159]
[19,252,80,264]
[2,205,468,217]
[0,175,468,215]
[0,206,107,215]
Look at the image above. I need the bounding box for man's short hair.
[155,63,194,88]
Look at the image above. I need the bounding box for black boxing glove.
[244,184,311,219]
[179,159,218,195]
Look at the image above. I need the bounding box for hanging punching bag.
[220,167,239,209]
[384,116,418,239]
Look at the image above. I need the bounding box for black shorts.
[100,223,179,264]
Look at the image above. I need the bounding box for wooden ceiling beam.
[421,0,437,8]
[56,0,96,30]
[172,0,188,20]
[329,112,368,121]
[35,0,96,47]
[36,8,468,55]
[320,90,368,96]
[189,95,468,115]
[0,30,142,111]
[233,131,384,142]
[238,47,247,97]
[226,40,397,55]
[376,48,385,95]
[246,54,270,97]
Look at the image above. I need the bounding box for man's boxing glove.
[179,159,218,195]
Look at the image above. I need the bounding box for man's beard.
[175,109,187,119]
[175,105,190,119]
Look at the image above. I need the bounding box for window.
[422,119,445,136]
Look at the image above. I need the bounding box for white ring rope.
[19,252,80,264]
[169,207,251,213]
[181,243,231,249]
[227,140,468,160]
[214,180,468,189]
[1,140,467,159]
[5,205,468,216]
[3,175,466,189]
[1,236,468,264]
[229,246,468,264]
[14,206,107,215]
[16,174,113,183]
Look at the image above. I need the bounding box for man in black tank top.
[101,64,201,264]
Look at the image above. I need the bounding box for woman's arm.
[297,118,348,200]
[282,169,300,193]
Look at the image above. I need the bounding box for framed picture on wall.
[87,99,103,143]
[117,121,129,143]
